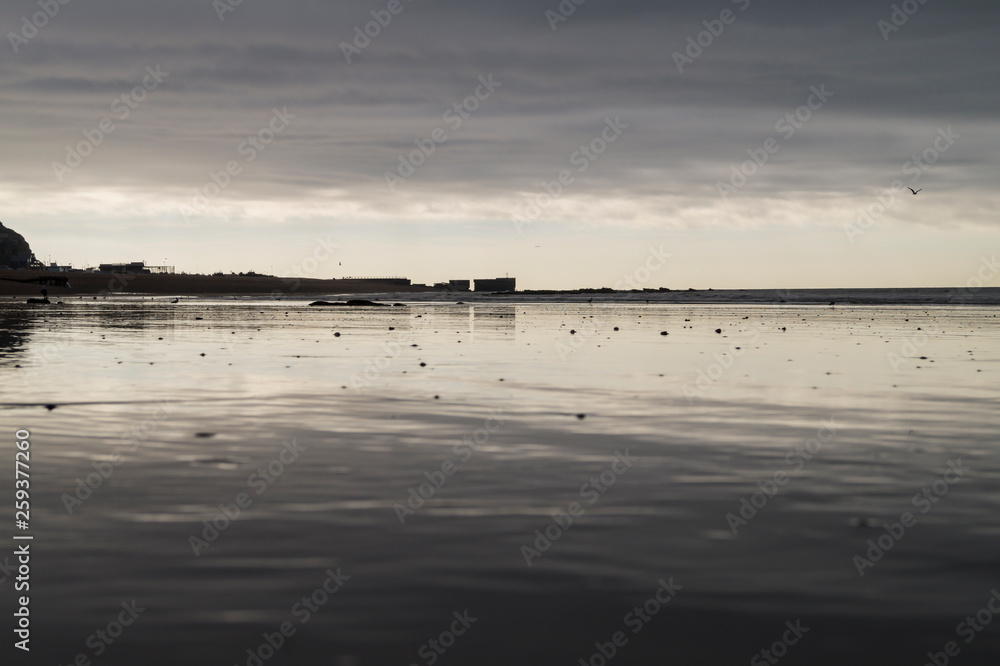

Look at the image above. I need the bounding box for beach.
[4,0,997,661]
[1,296,998,664]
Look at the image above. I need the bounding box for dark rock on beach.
[309,299,389,307]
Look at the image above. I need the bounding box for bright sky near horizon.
[2,0,998,289]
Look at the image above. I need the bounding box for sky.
[1,0,998,290]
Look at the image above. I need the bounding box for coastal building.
[99,262,152,274]
[432,280,471,291]
[341,276,411,287]
[474,277,516,292]
[97,262,175,274]
[7,252,43,270]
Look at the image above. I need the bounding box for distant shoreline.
[1,270,998,305]
[0,270,432,297]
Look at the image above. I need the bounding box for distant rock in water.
[0,221,34,268]
[309,299,389,307]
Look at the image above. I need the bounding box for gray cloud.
[0,0,996,236]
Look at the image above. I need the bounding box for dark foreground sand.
[2,300,999,665]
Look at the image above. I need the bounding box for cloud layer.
[2,0,997,286]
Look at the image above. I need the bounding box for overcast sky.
[2,0,997,289]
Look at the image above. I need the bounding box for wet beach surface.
[1,297,999,664]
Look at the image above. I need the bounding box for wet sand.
[1,299,998,664]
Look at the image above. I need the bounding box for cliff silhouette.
[0,221,33,268]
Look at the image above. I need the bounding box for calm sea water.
[1,297,998,665]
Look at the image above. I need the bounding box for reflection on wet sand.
[1,298,998,665]
[0,309,33,364]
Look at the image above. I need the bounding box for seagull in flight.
[908,187,922,195]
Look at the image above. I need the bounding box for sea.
[1,289,998,665]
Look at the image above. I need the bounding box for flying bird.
[908,187,922,195]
